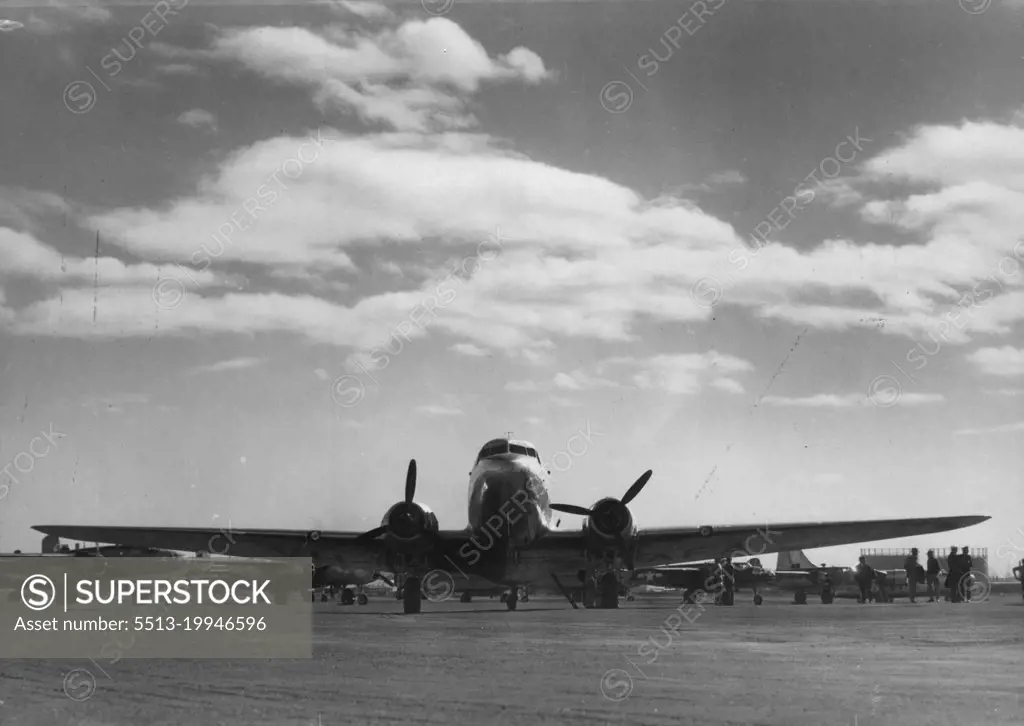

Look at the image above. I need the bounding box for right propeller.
[550,469,652,518]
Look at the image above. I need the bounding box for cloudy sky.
[0,0,1021,572]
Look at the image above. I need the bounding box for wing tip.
[957,514,991,526]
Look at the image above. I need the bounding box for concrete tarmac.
[1,594,1021,726]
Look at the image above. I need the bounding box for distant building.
[860,547,989,576]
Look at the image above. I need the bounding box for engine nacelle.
[584,497,639,565]
[380,500,439,551]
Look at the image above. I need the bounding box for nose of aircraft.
[479,459,532,503]
[472,458,543,545]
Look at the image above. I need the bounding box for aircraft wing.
[30,525,465,573]
[34,514,988,587]
[628,515,989,569]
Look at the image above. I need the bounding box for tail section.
[777,549,818,571]
[42,534,60,554]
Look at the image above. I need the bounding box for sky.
[0,0,1021,575]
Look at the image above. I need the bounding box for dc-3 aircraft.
[34,437,990,614]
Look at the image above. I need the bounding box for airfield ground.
[1,592,1021,726]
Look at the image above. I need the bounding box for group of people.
[855,546,976,603]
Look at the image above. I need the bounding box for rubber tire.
[403,577,422,614]
[340,589,354,605]
[753,594,763,605]
[599,572,619,609]
[357,593,368,605]
[795,591,807,605]
[506,589,518,611]
[460,592,471,603]
[821,591,834,604]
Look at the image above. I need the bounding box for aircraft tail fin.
[777,549,818,571]
[42,534,60,554]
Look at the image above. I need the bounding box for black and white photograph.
[0,0,1022,723]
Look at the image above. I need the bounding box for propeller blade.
[620,470,653,506]
[404,459,417,504]
[550,503,592,517]
[355,525,387,543]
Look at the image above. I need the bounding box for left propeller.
[356,460,417,542]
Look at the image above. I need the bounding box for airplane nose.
[481,466,528,501]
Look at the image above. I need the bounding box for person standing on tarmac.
[946,546,961,603]
[925,550,940,602]
[722,555,736,605]
[855,556,874,603]
[903,548,920,603]
[960,546,974,602]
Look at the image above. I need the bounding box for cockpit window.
[526,447,539,461]
[478,441,508,460]
[509,444,529,456]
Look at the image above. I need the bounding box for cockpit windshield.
[477,440,509,461]
[476,440,542,464]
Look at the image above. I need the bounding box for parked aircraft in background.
[774,549,940,603]
[631,558,771,605]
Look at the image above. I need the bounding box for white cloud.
[5,28,1024,372]
[0,20,25,32]
[177,108,218,131]
[157,63,200,76]
[415,404,464,416]
[153,18,552,132]
[711,377,745,394]
[983,387,1024,396]
[0,187,72,233]
[451,342,489,357]
[761,392,945,408]
[967,346,1024,377]
[332,1,393,19]
[602,351,753,395]
[187,357,264,375]
[0,227,232,289]
[24,0,110,34]
[954,421,1024,436]
[706,170,747,186]
[506,352,752,396]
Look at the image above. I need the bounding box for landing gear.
[357,592,368,606]
[720,590,734,606]
[500,592,508,603]
[821,589,834,604]
[753,594,763,606]
[794,591,807,605]
[599,572,619,609]
[627,594,635,602]
[583,577,598,609]
[506,588,518,611]
[340,589,355,606]
[460,592,472,603]
[403,576,422,614]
